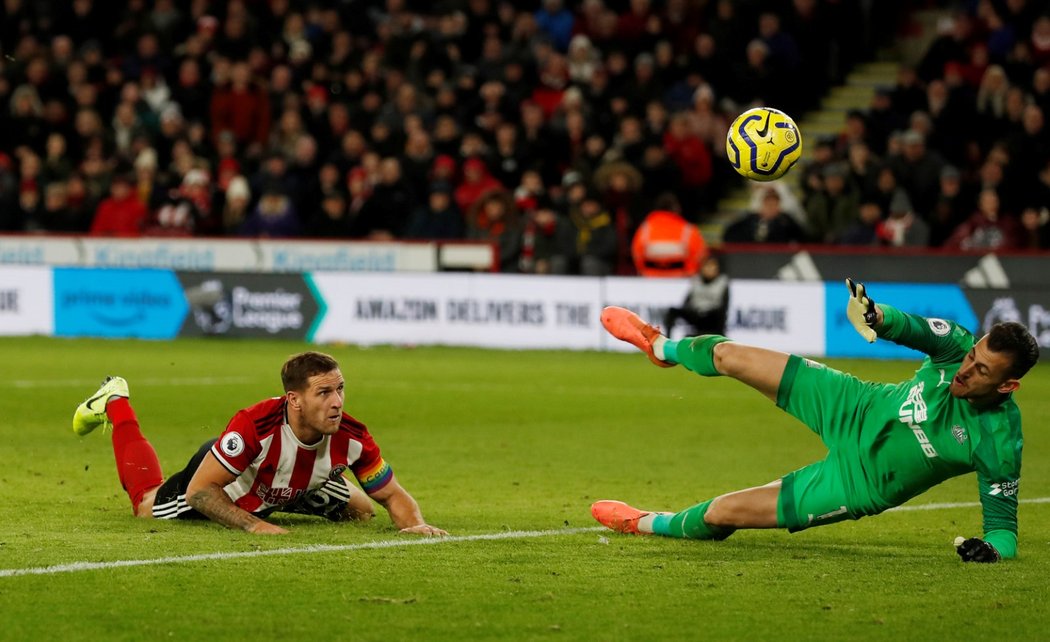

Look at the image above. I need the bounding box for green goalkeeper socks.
[662,335,730,376]
[651,499,735,541]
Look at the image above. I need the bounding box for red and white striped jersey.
[211,397,393,515]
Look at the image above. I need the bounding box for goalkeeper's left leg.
[601,305,792,403]
[592,482,781,539]
[664,336,791,404]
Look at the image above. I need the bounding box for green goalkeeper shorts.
[773,355,881,532]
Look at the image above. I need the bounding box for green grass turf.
[0,336,1048,641]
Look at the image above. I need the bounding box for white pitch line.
[11,376,257,389]
[888,496,1050,512]
[5,498,1050,578]
[0,527,604,579]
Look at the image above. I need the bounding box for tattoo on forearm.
[188,486,262,532]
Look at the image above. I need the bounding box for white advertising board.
[602,276,692,352]
[0,236,80,266]
[311,273,827,354]
[310,273,603,349]
[725,280,826,354]
[79,238,258,271]
[603,277,827,354]
[0,266,53,335]
[258,240,436,273]
[0,235,450,273]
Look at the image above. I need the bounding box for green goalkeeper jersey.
[849,304,1022,558]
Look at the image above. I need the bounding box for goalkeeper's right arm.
[847,278,975,363]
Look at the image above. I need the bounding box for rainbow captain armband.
[356,458,393,493]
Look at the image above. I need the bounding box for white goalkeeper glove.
[845,278,878,343]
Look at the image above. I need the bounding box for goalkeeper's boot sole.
[600,306,673,367]
[73,376,129,436]
[591,500,654,535]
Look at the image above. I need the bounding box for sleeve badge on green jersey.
[951,425,968,444]
[928,318,951,336]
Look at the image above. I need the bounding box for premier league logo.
[220,432,245,457]
[185,279,233,334]
[927,318,951,336]
[983,297,1022,333]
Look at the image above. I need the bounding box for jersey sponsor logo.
[937,369,950,387]
[927,318,951,336]
[989,479,1019,497]
[254,481,303,506]
[951,425,968,444]
[899,383,938,458]
[220,432,245,457]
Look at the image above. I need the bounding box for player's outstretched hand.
[399,524,449,537]
[248,521,290,535]
[845,278,878,343]
[955,536,1001,563]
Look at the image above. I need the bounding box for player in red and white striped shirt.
[73,352,446,536]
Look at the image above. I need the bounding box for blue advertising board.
[54,268,188,339]
[824,282,978,359]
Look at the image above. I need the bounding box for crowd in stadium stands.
[0,1,1045,277]
[777,4,1050,253]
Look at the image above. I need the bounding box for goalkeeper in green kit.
[593,279,1039,562]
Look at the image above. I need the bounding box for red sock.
[107,398,163,513]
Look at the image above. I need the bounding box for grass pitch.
[0,337,1048,641]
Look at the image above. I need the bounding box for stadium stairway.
[704,8,948,244]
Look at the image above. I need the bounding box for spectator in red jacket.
[210,61,271,157]
[944,188,1021,251]
[663,113,712,216]
[89,174,147,237]
[455,157,502,215]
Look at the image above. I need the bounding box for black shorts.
[151,439,216,520]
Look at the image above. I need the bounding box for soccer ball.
[725,107,803,182]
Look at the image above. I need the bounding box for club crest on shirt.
[927,318,951,336]
[951,425,968,444]
[220,432,245,457]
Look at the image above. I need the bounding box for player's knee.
[711,341,736,377]
[133,486,160,518]
[704,495,736,528]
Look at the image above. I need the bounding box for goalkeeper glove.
[845,278,878,343]
[285,465,354,522]
[955,537,1001,563]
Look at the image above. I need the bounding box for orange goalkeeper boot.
[600,306,673,367]
[591,500,654,535]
